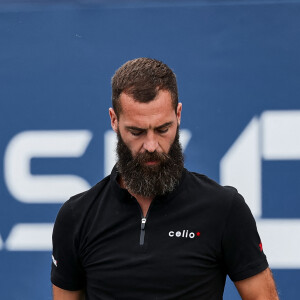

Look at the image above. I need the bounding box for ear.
[109,108,118,133]
[176,103,182,125]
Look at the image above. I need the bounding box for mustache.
[133,150,170,165]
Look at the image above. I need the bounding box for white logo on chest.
[168,230,200,239]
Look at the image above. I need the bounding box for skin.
[52,90,279,299]
[110,90,181,159]
[235,268,279,300]
[109,89,182,216]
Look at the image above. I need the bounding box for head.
[111,57,178,119]
[109,58,184,197]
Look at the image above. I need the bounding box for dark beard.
[116,128,184,197]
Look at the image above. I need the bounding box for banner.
[0,1,299,298]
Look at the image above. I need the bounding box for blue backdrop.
[0,0,300,299]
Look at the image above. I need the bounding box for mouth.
[145,161,159,166]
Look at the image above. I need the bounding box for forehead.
[118,90,176,128]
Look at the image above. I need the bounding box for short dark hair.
[111,58,178,118]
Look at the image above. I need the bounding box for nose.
[143,131,158,153]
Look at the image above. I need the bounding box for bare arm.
[234,268,279,300]
[52,285,85,300]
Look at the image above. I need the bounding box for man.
[51,58,279,299]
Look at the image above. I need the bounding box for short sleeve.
[222,192,269,282]
[51,200,85,290]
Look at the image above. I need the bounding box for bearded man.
[51,58,279,300]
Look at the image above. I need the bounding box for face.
[109,90,184,197]
[109,89,182,159]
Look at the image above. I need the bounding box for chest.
[78,199,226,299]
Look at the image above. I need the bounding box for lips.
[145,161,159,166]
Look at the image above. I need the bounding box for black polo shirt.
[51,166,268,299]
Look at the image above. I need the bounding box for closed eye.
[130,130,144,136]
[156,128,169,134]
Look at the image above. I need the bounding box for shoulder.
[70,175,110,203]
[185,169,238,199]
[182,169,247,216]
[55,175,111,223]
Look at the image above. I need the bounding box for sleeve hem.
[51,275,84,291]
[229,259,269,282]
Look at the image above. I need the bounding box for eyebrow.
[125,121,174,131]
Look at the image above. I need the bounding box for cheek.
[121,133,142,155]
[127,143,139,156]
[159,134,175,153]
